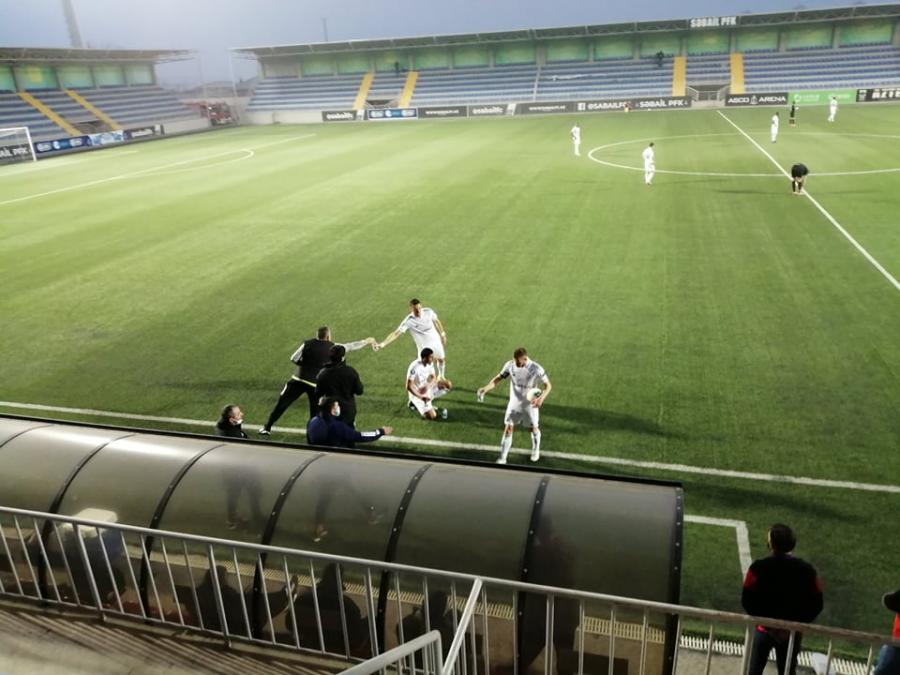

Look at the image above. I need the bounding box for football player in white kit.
[406,348,452,420]
[571,122,581,157]
[642,142,655,185]
[477,347,552,464]
[377,298,448,379]
[827,96,838,123]
[770,111,780,143]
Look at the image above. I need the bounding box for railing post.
[441,578,483,675]
[207,545,231,646]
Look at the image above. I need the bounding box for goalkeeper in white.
[477,347,552,464]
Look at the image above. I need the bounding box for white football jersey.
[642,146,655,165]
[407,358,436,392]
[398,308,439,340]
[571,125,581,141]
[771,114,780,130]
[500,358,548,403]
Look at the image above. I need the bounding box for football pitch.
[1,105,898,633]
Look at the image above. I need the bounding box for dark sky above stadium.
[0,0,867,86]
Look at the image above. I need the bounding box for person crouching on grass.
[790,163,809,195]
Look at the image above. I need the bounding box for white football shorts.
[504,399,540,428]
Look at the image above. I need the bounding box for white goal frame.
[0,126,37,162]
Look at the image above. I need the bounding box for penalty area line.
[1,400,898,495]
[717,110,900,293]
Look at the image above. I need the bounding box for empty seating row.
[536,59,673,100]
[685,54,731,85]
[75,86,198,125]
[744,45,900,91]
[411,65,538,105]
[248,74,362,110]
[0,94,67,139]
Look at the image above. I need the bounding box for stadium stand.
[686,54,731,86]
[743,44,900,92]
[247,74,363,111]
[536,58,673,101]
[0,93,69,139]
[72,86,201,127]
[410,64,538,105]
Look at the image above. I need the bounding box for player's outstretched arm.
[433,318,448,345]
[341,337,376,352]
[290,343,305,364]
[533,378,552,408]
[476,374,503,398]
[376,329,403,351]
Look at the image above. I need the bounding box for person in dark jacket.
[874,590,900,675]
[215,404,247,439]
[742,523,824,675]
[259,326,374,435]
[306,397,392,449]
[316,345,364,427]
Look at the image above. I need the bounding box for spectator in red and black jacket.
[742,523,823,675]
[874,590,900,675]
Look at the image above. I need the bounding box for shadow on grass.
[437,387,683,439]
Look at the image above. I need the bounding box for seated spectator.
[306,397,392,449]
[216,404,247,439]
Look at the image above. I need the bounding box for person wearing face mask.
[306,397,392,449]
[215,404,247,439]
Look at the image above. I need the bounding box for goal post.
[0,126,37,164]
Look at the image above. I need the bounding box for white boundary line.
[717,111,900,292]
[0,133,316,207]
[684,515,752,577]
[0,150,140,179]
[1,401,897,495]
[587,131,900,177]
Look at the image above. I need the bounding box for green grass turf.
[1,105,898,633]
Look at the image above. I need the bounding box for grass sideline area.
[1,105,898,633]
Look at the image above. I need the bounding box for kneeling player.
[790,163,809,195]
[407,348,452,420]
[477,347,552,464]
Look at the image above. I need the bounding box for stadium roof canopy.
[234,3,900,57]
[0,47,194,65]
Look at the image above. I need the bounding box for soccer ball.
[526,387,543,402]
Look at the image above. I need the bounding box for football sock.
[531,429,541,453]
[499,434,512,462]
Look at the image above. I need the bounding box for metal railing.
[343,631,444,675]
[0,505,896,675]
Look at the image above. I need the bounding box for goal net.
[0,126,37,165]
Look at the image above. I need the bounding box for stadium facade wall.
[1,62,157,92]
[0,66,15,92]
[268,17,899,80]
[14,65,58,90]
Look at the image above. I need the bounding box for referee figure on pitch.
[790,163,809,195]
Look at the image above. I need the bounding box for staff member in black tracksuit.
[259,327,374,435]
[742,523,823,675]
[790,163,809,195]
[316,345,364,427]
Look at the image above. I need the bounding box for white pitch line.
[1,400,898,495]
[0,150,140,179]
[717,110,900,292]
[0,133,316,207]
[684,515,752,577]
